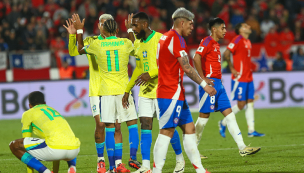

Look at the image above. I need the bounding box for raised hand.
[125,13,133,29]
[72,13,85,30]
[63,18,76,34]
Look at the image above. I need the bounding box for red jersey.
[195,36,222,79]
[157,29,187,101]
[227,35,253,82]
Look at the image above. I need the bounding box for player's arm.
[223,49,239,78]
[177,55,216,96]
[63,19,80,56]
[193,53,214,86]
[71,14,87,55]
[125,13,136,43]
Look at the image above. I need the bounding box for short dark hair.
[208,17,225,30]
[29,91,45,106]
[132,12,150,24]
[103,19,118,35]
[235,23,245,35]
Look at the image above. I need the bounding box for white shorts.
[90,96,101,117]
[100,94,137,123]
[24,137,80,161]
[138,97,159,118]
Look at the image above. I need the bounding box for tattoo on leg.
[140,117,153,130]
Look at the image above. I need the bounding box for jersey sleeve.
[125,39,134,55]
[84,40,98,55]
[195,40,209,58]
[171,35,188,58]
[125,58,142,93]
[21,112,32,138]
[227,37,239,53]
[68,34,80,56]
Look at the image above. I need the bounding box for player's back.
[85,36,134,95]
[21,104,80,149]
[196,36,222,79]
[227,35,253,82]
[157,29,186,101]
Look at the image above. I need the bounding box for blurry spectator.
[59,60,75,79]
[292,47,304,71]
[42,11,54,29]
[35,30,47,50]
[0,36,8,51]
[44,0,60,18]
[21,5,33,22]
[264,27,279,54]
[0,0,11,22]
[23,23,36,41]
[50,36,65,52]
[78,0,96,19]
[294,21,304,41]
[260,18,275,38]
[295,7,304,28]
[246,15,260,42]
[6,5,20,28]
[23,37,36,51]
[2,19,10,40]
[230,9,244,26]
[279,27,294,54]
[35,18,48,37]
[53,7,69,21]
[151,17,166,34]
[84,7,98,35]
[272,52,286,71]
[268,9,279,24]
[34,5,45,17]
[211,0,224,17]
[7,30,19,51]
[32,0,44,8]
[195,25,208,43]
[217,5,229,25]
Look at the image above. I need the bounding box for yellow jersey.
[84,36,133,96]
[69,34,102,96]
[126,31,162,98]
[21,104,80,150]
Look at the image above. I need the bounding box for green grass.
[0,107,304,173]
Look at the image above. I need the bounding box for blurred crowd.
[0,0,304,72]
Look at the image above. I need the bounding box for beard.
[136,29,146,41]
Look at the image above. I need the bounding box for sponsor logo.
[197,46,204,52]
[228,43,234,49]
[65,85,88,112]
[160,35,167,40]
[254,81,265,101]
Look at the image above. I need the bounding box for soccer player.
[9,91,80,173]
[218,23,265,138]
[73,14,138,173]
[193,18,261,157]
[64,14,114,173]
[153,8,216,173]
[122,12,185,173]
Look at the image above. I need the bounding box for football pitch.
[0,107,303,173]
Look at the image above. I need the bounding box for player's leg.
[90,96,107,172]
[179,101,207,173]
[9,138,51,173]
[114,121,123,169]
[170,129,185,173]
[67,158,77,173]
[246,81,265,137]
[100,96,116,172]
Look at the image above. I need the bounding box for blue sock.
[67,158,77,167]
[114,143,123,161]
[141,129,152,161]
[106,128,115,170]
[21,152,47,173]
[128,124,139,160]
[170,129,182,155]
[96,142,105,157]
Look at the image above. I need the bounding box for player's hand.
[125,13,133,29]
[135,72,151,86]
[63,18,76,34]
[72,13,85,30]
[231,68,239,78]
[204,85,217,96]
[122,92,130,109]
[203,77,215,86]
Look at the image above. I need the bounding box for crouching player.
[9,91,80,173]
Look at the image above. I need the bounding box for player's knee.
[238,101,246,110]
[9,140,17,151]
[140,119,152,130]
[115,124,121,133]
[96,121,105,129]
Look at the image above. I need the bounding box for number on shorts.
[40,108,64,121]
[176,106,181,117]
[238,87,243,95]
[210,96,215,104]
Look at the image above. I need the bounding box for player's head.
[28,91,45,108]
[98,14,114,33]
[102,19,118,37]
[132,12,150,40]
[235,22,251,35]
[208,17,226,39]
[172,7,194,37]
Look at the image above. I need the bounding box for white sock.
[98,157,105,162]
[195,117,209,145]
[43,170,52,173]
[176,153,184,162]
[183,134,206,173]
[153,134,171,172]
[245,102,255,133]
[115,159,122,168]
[142,160,150,169]
[225,112,246,150]
[232,104,241,114]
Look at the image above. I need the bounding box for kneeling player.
[9,91,80,173]
[193,18,261,157]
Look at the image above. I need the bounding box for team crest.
[143,51,147,58]
[210,105,215,110]
[174,118,179,124]
[92,105,96,112]
[238,95,242,99]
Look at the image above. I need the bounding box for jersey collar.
[98,35,104,40]
[33,104,47,108]
[142,30,156,43]
[105,36,117,40]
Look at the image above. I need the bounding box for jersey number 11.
[106,50,119,72]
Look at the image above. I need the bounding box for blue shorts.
[231,80,254,101]
[157,98,193,129]
[199,78,231,113]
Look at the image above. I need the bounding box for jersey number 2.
[106,50,119,72]
[40,108,63,121]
